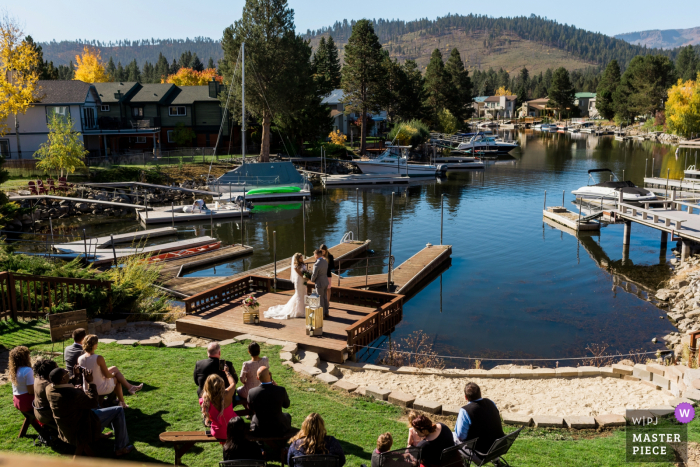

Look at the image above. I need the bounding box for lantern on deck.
[305,293,323,336]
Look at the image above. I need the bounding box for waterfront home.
[575,92,598,118]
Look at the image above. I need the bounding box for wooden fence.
[183,275,272,315]
[0,272,112,321]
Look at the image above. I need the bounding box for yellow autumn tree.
[74,46,110,83]
[666,73,700,139]
[0,15,40,141]
[328,129,347,145]
[494,86,513,96]
[164,68,221,86]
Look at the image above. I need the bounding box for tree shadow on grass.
[0,320,52,349]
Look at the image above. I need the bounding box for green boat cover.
[246,186,301,195]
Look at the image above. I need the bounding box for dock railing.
[618,202,686,230]
[340,289,403,355]
[0,271,112,321]
[183,275,272,315]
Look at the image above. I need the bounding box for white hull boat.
[433,155,485,170]
[456,135,518,154]
[572,168,656,203]
[353,146,444,177]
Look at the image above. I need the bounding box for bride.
[264,253,307,319]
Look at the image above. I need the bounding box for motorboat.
[353,145,444,177]
[212,161,311,202]
[138,199,253,225]
[455,134,518,154]
[571,168,657,203]
[432,154,485,170]
[146,242,222,264]
[478,121,499,129]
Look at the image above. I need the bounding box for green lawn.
[1,320,697,466]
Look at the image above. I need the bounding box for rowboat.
[146,241,222,263]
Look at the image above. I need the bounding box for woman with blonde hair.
[287,413,345,466]
[9,346,43,434]
[264,252,307,319]
[319,244,334,303]
[200,367,237,442]
[77,335,143,408]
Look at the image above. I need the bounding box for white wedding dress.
[263,259,306,319]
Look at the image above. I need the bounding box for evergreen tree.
[170,59,180,74]
[115,61,126,81]
[23,35,58,79]
[142,61,155,83]
[106,57,117,80]
[126,59,140,82]
[340,19,385,155]
[544,68,553,91]
[57,62,75,80]
[623,55,676,117]
[423,49,449,127]
[312,36,342,95]
[208,57,215,69]
[547,67,577,118]
[179,51,193,69]
[191,53,204,71]
[516,67,529,103]
[444,48,472,124]
[595,59,621,120]
[676,45,699,81]
[155,53,170,81]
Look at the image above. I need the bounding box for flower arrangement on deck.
[241,294,259,312]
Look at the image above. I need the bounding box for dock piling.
[82,229,88,261]
[623,221,631,245]
[356,188,359,240]
[652,158,655,177]
[543,190,547,210]
[562,190,565,207]
[388,192,394,292]
[645,158,648,177]
[110,235,118,267]
[682,240,689,264]
[440,193,445,245]
[273,230,277,291]
[171,203,175,227]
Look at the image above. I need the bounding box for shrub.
[387,120,430,148]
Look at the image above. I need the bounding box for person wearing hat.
[46,366,134,457]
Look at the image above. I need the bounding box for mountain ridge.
[615,27,700,49]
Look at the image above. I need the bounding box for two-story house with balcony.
[0,80,101,159]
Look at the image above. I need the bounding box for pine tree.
[142,61,155,83]
[179,51,193,69]
[325,36,341,89]
[312,36,342,95]
[547,67,577,118]
[106,57,117,80]
[155,53,170,82]
[115,61,126,81]
[676,45,699,82]
[595,59,621,120]
[23,35,57,79]
[208,57,215,69]
[126,59,140,82]
[444,48,472,124]
[424,49,449,127]
[340,19,385,155]
[170,59,180,75]
[191,53,204,71]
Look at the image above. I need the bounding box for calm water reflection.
[51,131,698,363]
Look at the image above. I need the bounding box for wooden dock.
[321,174,411,187]
[542,207,600,231]
[175,275,403,362]
[391,244,452,295]
[54,227,177,249]
[160,241,371,297]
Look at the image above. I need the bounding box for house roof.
[526,97,550,104]
[168,86,219,105]
[322,89,345,105]
[473,96,489,103]
[330,109,343,118]
[129,83,175,103]
[93,82,139,103]
[34,80,95,105]
[485,95,516,102]
[575,92,596,99]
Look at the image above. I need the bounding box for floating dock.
[644,177,700,193]
[542,206,601,231]
[79,182,221,197]
[321,174,411,187]
[137,204,251,225]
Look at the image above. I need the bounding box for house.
[0,80,100,159]
[483,95,517,119]
[322,89,349,135]
[471,96,489,119]
[575,92,598,118]
[519,97,551,118]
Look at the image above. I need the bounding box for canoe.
[146,241,222,263]
[246,186,301,195]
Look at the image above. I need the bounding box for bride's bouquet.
[241,294,259,312]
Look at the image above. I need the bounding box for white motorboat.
[432,154,485,170]
[571,168,657,203]
[455,134,518,154]
[353,146,444,177]
[478,121,499,129]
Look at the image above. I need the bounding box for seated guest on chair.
[78,335,143,409]
[371,432,393,467]
[237,341,269,401]
[32,357,59,429]
[64,328,86,376]
[200,372,238,441]
[287,413,346,466]
[412,415,454,467]
[455,382,505,456]
[247,366,290,437]
[46,367,134,457]
[406,410,424,447]
[9,346,43,435]
[223,416,264,461]
[194,342,238,397]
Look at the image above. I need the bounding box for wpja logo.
[625,409,687,463]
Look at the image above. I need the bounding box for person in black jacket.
[194,342,238,397]
[222,416,264,461]
[320,244,334,305]
[454,382,505,457]
[247,366,291,437]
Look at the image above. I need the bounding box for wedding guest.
[46,367,134,456]
[248,366,291,437]
[454,382,505,455]
[32,357,58,428]
[222,416,264,461]
[237,342,269,400]
[320,244,334,302]
[371,432,393,467]
[194,342,238,397]
[406,410,424,447]
[9,346,42,435]
[64,328,86,376]
[412,415,454,467]
[287,413,345,466]
[77,335,143,409]
[200,371,238,441]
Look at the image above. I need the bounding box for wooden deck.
[160,241,371,297]
[158,244,255,284]
[391,244,452,295]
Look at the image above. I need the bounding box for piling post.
[302,196,306,257]
[171,202,175,227]
[273,230,277,291]
[210,210,213,233]
[387,192,394,291]
[645,158,648,177]
[666,168,670,199]
[623,221,631,245]
[110,234,118,267]
[661,231,668,247]
[356,188,360,240]
[562,190,565,207]
[49,218,54,245]
[82,229,88,261]
[543,190,547,210]
[682,240,689,264]
[440,193,445,245]
[652,158,655,177]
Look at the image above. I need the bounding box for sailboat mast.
[241,42,246,166]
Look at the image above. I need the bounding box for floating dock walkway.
[321,174,411,187]
[542,206,601,231]
[137,205,251,225]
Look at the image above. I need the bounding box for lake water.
[48,131,700,365]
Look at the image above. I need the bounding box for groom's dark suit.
[311,256,330,317]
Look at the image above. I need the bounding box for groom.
[310,249,330,318]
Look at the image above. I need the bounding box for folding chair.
[378,446,422,467]
[471,427,523,467]
[220,460,266,467]
[440,439,478,467]
[290,454,341,467]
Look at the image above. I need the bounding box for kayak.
[146,241,222,264]
[246,186,301,195]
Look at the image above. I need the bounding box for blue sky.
[9,0,700,43]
